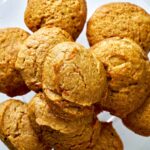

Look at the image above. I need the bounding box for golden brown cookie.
[54,120,100,150]
[0,100,47,150]
[28,93,94,134]
[123,96,150,136]
[91,37,149,118]
[16,27,73,92]
[41,86,95,121]
[46,98,94,121]
[28,93,101,150]
[43,42,107,106]
[24,0,87,40]
[87,2,150,53]
[145,61,150,89]
[94,123,123,150]
[0,28,30,97]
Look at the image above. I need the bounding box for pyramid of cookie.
[0,1,150,150]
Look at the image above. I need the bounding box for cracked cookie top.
[42,42,107,106]
[0,28,30,97]
[24,0,87,40]
[0,100,47,150]
[15,27,73,92]
[87,2,150,53]
[91,37,149,118]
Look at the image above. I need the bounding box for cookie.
[145,61,150,89]
[87,2,150,53]
[24,0,87,40]
[91,37,149,117]
[16,27,73,92]
[123,96,150,136]
[28,93,100,150]
[46,98,94,121]
[28,93,94,134]
[0,100,47,150]
[0,28,30,97]
[42,87,95,121]
[94,123,123,150]
[43,42,107,106]
[54,120,100,150]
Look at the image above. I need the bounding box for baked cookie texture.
[54,120,100,150]
[123,96,150,136]
[0,100,47,150]
[87,2,150,53]
[28,93,94,134]
[145,61,150,89]
[45,98,94,121]
[0,28,30,97]
[94,123,123,150]
[91,37,149,118]
[24,0,87,40]
[16,27,73,92]
[43,42,107,106]
[28,93,101,150]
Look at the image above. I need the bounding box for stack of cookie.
[87,2,150,137]
[0,1,150,150]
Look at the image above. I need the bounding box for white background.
[0,0,150,149]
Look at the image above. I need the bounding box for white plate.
[0,0,150,150]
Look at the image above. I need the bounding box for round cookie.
[87,2,150,53]
[0,28,30,97]
[91,37,149,118]
[0,100,47,150]
[16,27,73,92]
[28,93,100,150]
[123,96,150,136]
[42,42,107,106]
[24,0,87,40]
[94,123,123,150]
